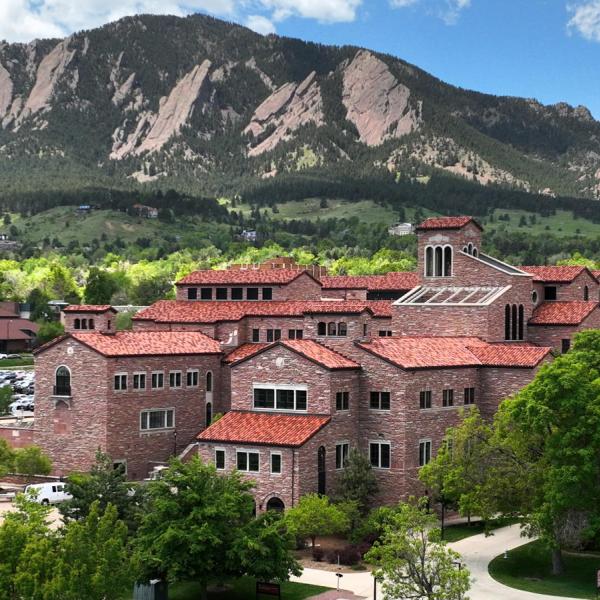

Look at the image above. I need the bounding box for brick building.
[32,216,600,509]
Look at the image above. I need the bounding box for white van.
[25,482,72,505]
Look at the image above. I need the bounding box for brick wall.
[63,310,115,333]
[0,425,35,448]
[528,309,600,353]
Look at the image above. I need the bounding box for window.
[133,373,146,390]
[443,246,452,276]
[216,287,227,300]
[370,391,391,410]
[151,372,164,389]
[544,286,557,301]
[74,318,80,329]
[562,338,571,354]
[140,409,174,430]
[187,287,198,300]
[317,322,326,336]
[335,442,349,469]
[442,389,454,407]
[81,319,88,329]
[246,287,259,300]
[200,288,212,300]
[252,328,260,342]
[337,322,347,336]
[266,329,281,342]
[169,371,182,388]
[270,452,282,474]
[584,285,589,301]
[425,246,434,277]
[419,390,432,410]
[336,391,349,411]
[88,318,95,329]
[231,287,243,300]
[419,440,432,466]
[363,323,368,336]
[253,386,307,412]
[215,449,225,470]
[327,322,337,336]
[262,287,273,300]
[206,371,213,392]
[464,387,475,405]
[532,290,538,305]
[378,330,393,337]
[113,461,127,475]
[425,245,452,277]
[370,442,391,469]
[54,366,71,396]
[114,373,127,391]
[505,304,525,341]
[107,319,111,330]
[288,329,303,340]
[237,451,259,472]
[186,370,199,387]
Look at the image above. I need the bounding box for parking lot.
[0,369,35,416]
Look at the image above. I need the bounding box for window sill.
[140,428,175,434]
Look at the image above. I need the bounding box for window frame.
[369,441,391,469]
[335,442,350,470]
[463,387,475,405]
[270,451,282,475]
[252,384,308,413]
[419,390,432,410]
[266,329,281,343]
[186,369,199,388]
[236,449,260,472]
[262,287,273,300]
[216,287,228,300]
[187,287,198,300]
[246,287,259,300]
[215,448,226,470]
[140,408,175,431]
[151,371,164,390]
[419,439,432,467]
[132,372,146,391]
[369,391,391,411]
[442,389,454,408]
[252,328,260,343]
[169,371,182,389]
[335,391,350,411]
[231,287,243,300]
[114,372,127,392]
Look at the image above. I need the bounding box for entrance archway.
[266,497,285,512]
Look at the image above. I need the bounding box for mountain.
[1,13,600,202]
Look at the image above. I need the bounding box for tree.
[0,387,13,417]
[60,451,146,532]
[36,321,65,345]
[334,448,379,514]
[365,500,471,600]
[285,493,349,547]
[0,439,15,478]
[84,267,118,304]
[134,457,300,599]
[13,446,52,478]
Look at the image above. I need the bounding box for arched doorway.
[317,446,326,495]
[205,402,212,427]
[266,497,285,512]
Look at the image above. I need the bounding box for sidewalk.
[292,567,374,600]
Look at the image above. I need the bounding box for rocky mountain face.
[0,13,599,198]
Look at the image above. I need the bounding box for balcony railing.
[53,385,72,397]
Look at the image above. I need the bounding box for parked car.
[25,482,71,505]
[5,354,21,360]
[0,354,8,360]
[10,398,34,416]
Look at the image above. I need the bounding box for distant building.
[388,222,414,236]
[133,204,159,219]
[77,205,92,215]
[240,229,257,242]
[0,303,39,352]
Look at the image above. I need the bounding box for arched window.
[472,247,478,257]
[584,285,589,301]
[81,319,88,329]
[425,247,434,277]
[205,402,212,426]
[463,246,468,253]
[206,371,213,393]
[337,322,347,336]
[317,322,326,336]
[511,304,518,341]
[531,290,538,305]
[443,246,452,277]
[518,305,524,340]
[74,318,80,330]
[467,242,473,254]
[55,366,71,396]
[88,318,95,330]
[327,322,337,336]
[504,304,511,340]
[434,247,443,277]
[266,497,285,512]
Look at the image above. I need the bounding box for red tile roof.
[592,270,600,282]
[416,216,482,231]
[520,265,588,283]
[36,330,221,357]
[177,269,319,286]
[134,300,393,324]
[197,411,331,447]
[63,304,116,313]
[226,340,359,370]
[0,318,39,341]
[528,301,598,326]
[357,336,549,369]
[321,272,419,291]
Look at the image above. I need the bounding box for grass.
[489,540,600,599]
[442,516,520,543]
[0,357,34,368]
[170,577,329,600]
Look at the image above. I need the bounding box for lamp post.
[452,561,463,600]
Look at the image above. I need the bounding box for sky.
[1,0,600,117]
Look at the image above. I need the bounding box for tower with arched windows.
[62,305,117,334]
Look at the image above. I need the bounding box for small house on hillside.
[388,222,414,236]
[133,204,159,219]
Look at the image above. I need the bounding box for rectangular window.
[370,391,391,410]
[133,373,146,390]
[252,329,260,343]
[216,287,228,300]
[246,287,259,300]
[419,440,432,467]
[370,442,391,469]
[114,373,127,391]
[215,449,225,470]
[561,338,571,354]
[442,389,454,407]
[253,386,307,411]
[187,287,197,300]
[231,287,243,300]
[262,288,273,300]
[295,390,307,411]
[200,288,212,300]
[378,330,393,337]
[270,452,282,474]
[169,371,182,388]
[419,390,432,409]
[187,370,199,387]
[237,451,259,472]
[276,389,295,410]
[266,329,281,342]
[151,372,164,389]
[140,409,174,431]
[463,387,475,405]
[288,329,303,340]
[336,442,350,469]
[254,388,275,409]
[544,286,557,301]
[336,391,349,411]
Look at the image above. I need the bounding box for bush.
[338,545,361,566]
[312,547,324,562]
[326,550,339,564]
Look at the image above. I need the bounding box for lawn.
[442,517,520,543]
[489,540,600,599]
[0,357,34,368]
[170,577,329,600]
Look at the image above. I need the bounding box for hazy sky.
[2,0,600,117]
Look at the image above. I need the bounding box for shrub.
[338,545,361,566]
[312,547,324,562]
[326,550,339,564]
